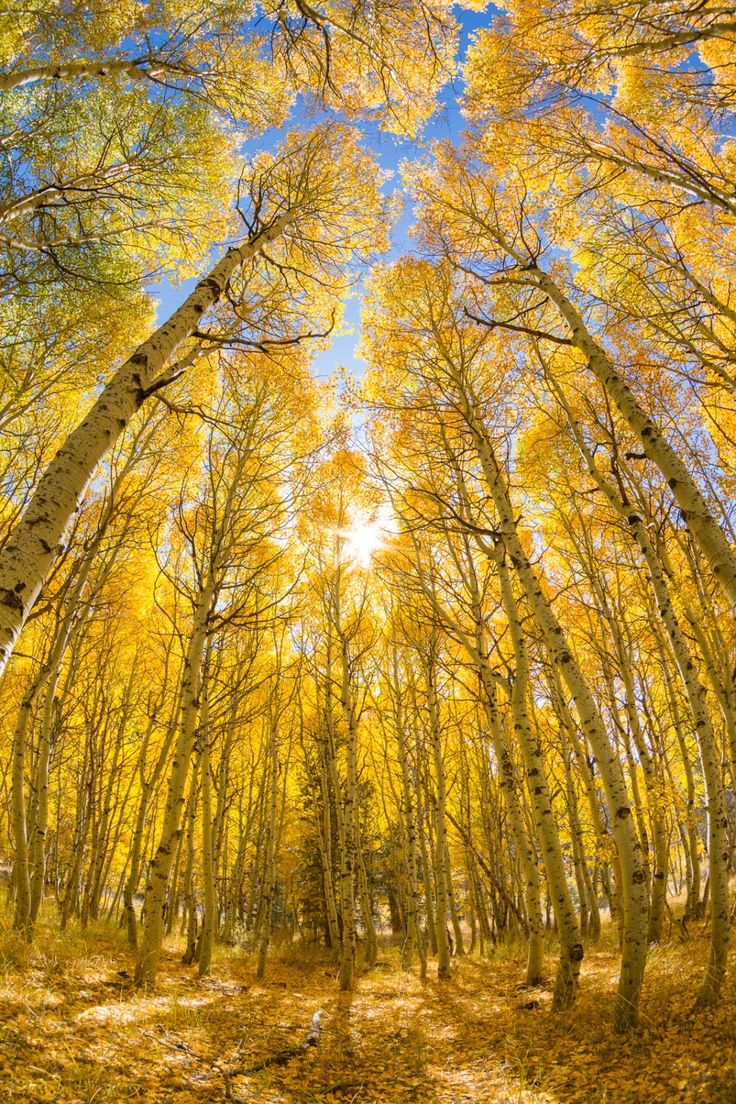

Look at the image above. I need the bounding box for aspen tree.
[197,656,216,977]
[560,740,600,940]
[312,703,343,960]
[543,488,671,946]
[548,372,730,1002]
[124,711,178,949]
[82,668,136,927]
[545,664,619,930]
[137,565,214,984]
[299,454,383,987]
[371,413,546,979]
[418,631,453,980]
[24,414,168,931]
[320,624,358,990]
[465,409,649,1029]
[181,765,203,962]
[255,637,297,979]
[407,148,736,614]
[463,1,736,215]
[534,270,736,611]
[384,639,427,976]
[363,261,650,1027]
[380,479,546,984]
[416,760,439,959]
[496,554,583,1009]
[2,1,459,133]
[0,124,384,677]
[337,623,361,989]
[12,458,134,935]
[137,353,311,984]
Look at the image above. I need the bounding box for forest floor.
[0,916,734,1104]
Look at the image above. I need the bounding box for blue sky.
[311,6,491,381]
[147,5,492,382]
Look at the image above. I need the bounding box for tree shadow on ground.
[1,921,734,1104]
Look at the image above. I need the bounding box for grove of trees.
[2,0,736,1051]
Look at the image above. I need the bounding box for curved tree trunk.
[0,212,292,677]
[535,269,736,609]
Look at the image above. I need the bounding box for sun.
[340,506,395,567]
[343,522,384,566]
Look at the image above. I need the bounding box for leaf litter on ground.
[0,918,734,1104]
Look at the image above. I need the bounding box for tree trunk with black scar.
[0,214,292,680]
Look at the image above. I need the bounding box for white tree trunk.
[134,578,215,987]
[554,390,729,1002]
[461,394,649,1030]
[0,213,291,677]
[498,557,583,1009]
[197,670,216,978]
[0,57,183,92]
[535,270,736,608]
[424,647,452,980]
